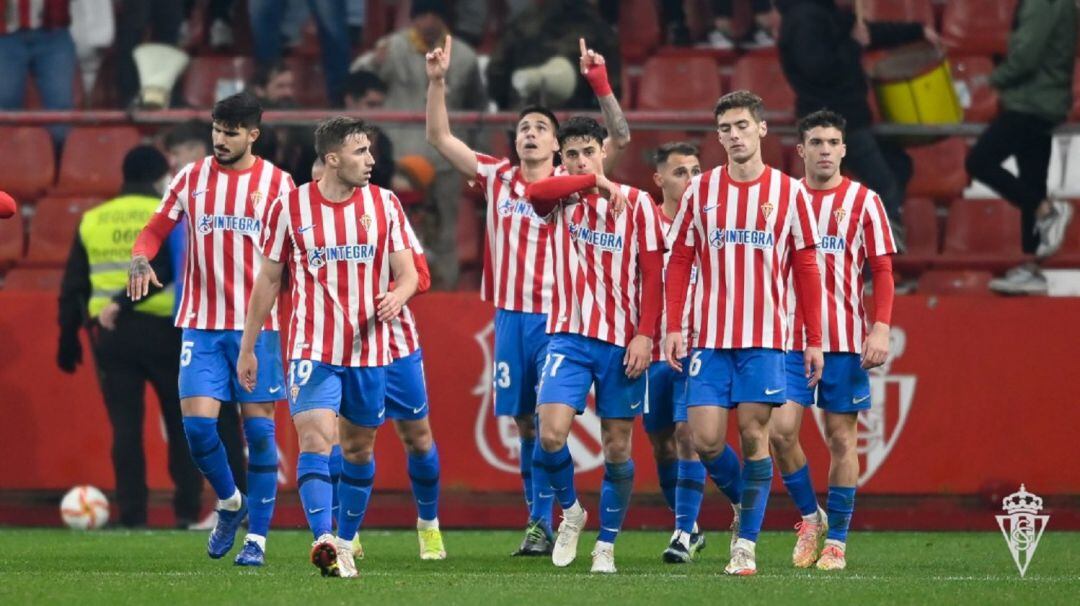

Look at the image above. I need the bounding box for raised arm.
[580,38,630,174]
[425,35,479,178]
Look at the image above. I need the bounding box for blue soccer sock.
[675,459,706,534]
[242,417,278,538]
[520,437,536,512]
[782,464,819,518]
[702,444,742,506]
[408,446,441,522]
[521,437,553,531]
[738,457,774,543]
[536,442,578,510]
[296,452,333,539]
[337,458,376,542]
[328,444,343,519]
[826,486,857,543]
[182,416,237,500]
[657,459,678,512]
[597,460,635,543]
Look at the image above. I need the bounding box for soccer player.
[520,116,663,573]
[664,90,825,576]
[127,93,293,566]
[425,36,630,555]
[238,116,418,578]
[771,109,896,571]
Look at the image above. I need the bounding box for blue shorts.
[287,360,387,427]
[493,309,551,418]
[685,348,786,409]
[643,359,689,433]
[536,333,646,419]
[385,349,429,421]
[179,329,284,403]
[785,351,872,413]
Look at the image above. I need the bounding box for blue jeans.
[0,28,76,110]
[248,0,349,106]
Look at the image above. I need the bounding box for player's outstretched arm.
[378,249,419,322]
[579,38,630,174]
[425,35,479,179]
[238,258,285,393]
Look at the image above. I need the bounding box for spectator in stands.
[163,119,212,172]
[248,0,350,106]
[57,146,203,529]
[967,0,1078,296]
[776,0,941,251]
[181,0,235,49]
[343,71,396,189]
[707,0,775,50]
[0,0,77,137]
[487,0,620,110]
[355,0,485,288]
[247,61,316,183]
[114,0,185,107]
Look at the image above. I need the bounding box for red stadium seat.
[916,270,993,295]
[894,197,939,272]
[25,197,99,266]
[2,267,64,291]
[941,0,1017,56]
[0,214,25,267]
[907,137,969,199]
[182,56,255,109]
[457,196,482,268]
[637,56,722,111]
[0,127,55,200]
[863,0,935,25]
[52,127,141,197]
[730,54,796,123]
[949,55,999,122]
[1043,200,1080,268]
[619,0,662,65]
[939,198,1026,269]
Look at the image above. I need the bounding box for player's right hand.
[596,175,628,213]
[425,35,452,81]
[237,350,258,393]
[127,255,161,300]
[664,332,686,373]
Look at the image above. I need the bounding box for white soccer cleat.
[792,506,828,568]
[816,541,847,571]
[590,541,616,573]
[334,537,359,578]
[310,533,339,577]
[552,505,588,567]
[725,538,757,576]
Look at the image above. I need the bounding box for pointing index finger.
[579,37,588,57]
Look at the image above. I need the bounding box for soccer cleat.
[310,534,340,577]
[792,507,828,568]
[352,534,365,560]
[418,527,447,560]
[233,539,265,566]
[335,537,359,578]
[590,542,616,573]
[724,538,757,576]
[729,504,742,556]
[512,520,553,556]
[688,531,706,558]
[207,495,247,559]
[552,506,588,567]
[816,543,847,571]
[662,531,692,564]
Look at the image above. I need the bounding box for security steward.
[57,146,203,528]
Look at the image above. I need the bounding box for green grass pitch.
[1,529,1077,605]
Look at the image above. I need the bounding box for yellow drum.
[869,42,963,125]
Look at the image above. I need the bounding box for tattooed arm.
[579,38,630,175]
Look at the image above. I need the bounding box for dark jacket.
[777,0,924,130]
[991,0,1077,124]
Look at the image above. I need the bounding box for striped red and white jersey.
[653,206,697,362]
[669,165,820,351]
[547,184,664,347]
[261,182,412,367]
[1,0,69,32]
[154,156,294,331]
[787,178,896,353]
[476,153,567,314]
[387,217,425,359]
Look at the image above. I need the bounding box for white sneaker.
[209,19,234,49]
[334,537,358,578]
[725,538,757,576]
[552,505,588,567]
[729,504,742,556]
[742,26,776,49]
[989,264,1047,295]
[1036,200,1075,258]
[590,541,616,573]
[704,29,735,50]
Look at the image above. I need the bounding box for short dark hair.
[654,141,700,167]
[714,89,764,121]
[252,60,291,89]
[344,70,387,100]
[314,116,373,159]
[164,119,211,152]
[212,91,263,130]
[557,116,607,148]
[123,145,169,184]
[796,109,847,142]
[518,105,560,133]
[410,0,450,21]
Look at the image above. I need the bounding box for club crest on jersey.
[497,198,543,220]
[197,214,262,236]
[709,228,775,250]
[568,223,624,252]
[760,201,774,218]
[359,213,372,231]
[250,191,264,206]
[834,207,847,223]
[307,244,376,269]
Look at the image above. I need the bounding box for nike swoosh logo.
[307,507,326,514]
[537,492,554,498]
[601,526,621,533]
[412,404,427,414]
[629,402,641,409]
[192,190,207,197]
[702,204,718,212]
[268,386,281,394]
[675,514,687,519]
[417,499,437,505]
[853,394,871,404]
[346,510,363,518]
[298,225,315,233]
[261,497,275,504]
[605,507,621,513]
[765,388,783,395]
[378,410,385,418]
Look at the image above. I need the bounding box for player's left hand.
[579,38,612,97]
[624,334,652,379]
[237,350,258,393]
[376,290,406,321]
[98,302,120,331]
[804,346,824,388]
[861,322,890,369]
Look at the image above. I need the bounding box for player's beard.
[214,146,245,166]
